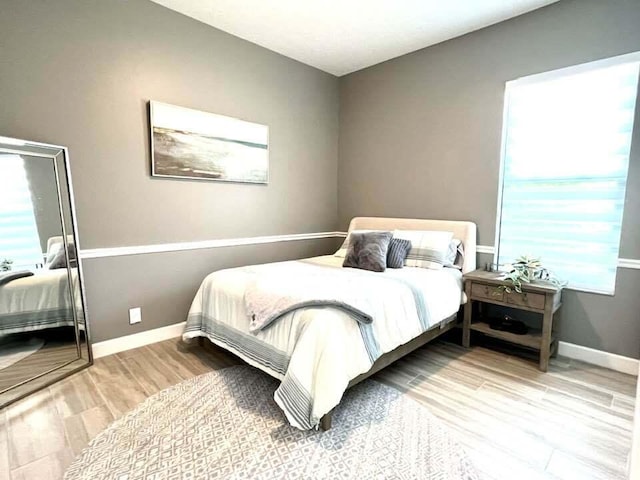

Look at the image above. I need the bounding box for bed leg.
[319,412,332,431]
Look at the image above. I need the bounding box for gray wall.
[339,0,640,358]
[3,0,639,356]
[23,156,63,254]
[0,0,340,342]
[83,238,340,342]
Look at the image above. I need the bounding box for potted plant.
[1,259,13,272]
[500,255,565,293]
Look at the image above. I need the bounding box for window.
[496,54,640,294]
[0,155,43,271]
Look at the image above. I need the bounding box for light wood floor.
[0,340,78,393]
[0,337,635,480]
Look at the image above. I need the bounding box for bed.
[0,236,81,335]
[183,217,477,430]
[0,268,79,335]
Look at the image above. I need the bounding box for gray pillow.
[343,231,393,272]
[48,243,77,270]
[387,238,412,269]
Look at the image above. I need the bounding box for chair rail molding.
[79,232,640,270]
[473,244,640,270]
[79,231,344,259]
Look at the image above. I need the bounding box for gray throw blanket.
[0,270,34,287]
[244,261,384,332]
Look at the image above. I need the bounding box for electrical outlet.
[129,307,142,325]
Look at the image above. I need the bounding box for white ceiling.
[151,0,559,76]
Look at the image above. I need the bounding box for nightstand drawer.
[505,290,545,310]
[471,282,504,302]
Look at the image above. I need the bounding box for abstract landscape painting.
[150,101,269,183]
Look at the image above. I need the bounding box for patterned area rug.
[65,366,478,479]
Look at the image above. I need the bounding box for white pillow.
[393,230,454,270]
[334,229,382,258]
[444,238,464,270]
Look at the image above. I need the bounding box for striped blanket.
[183,255,463,430]
[0,268,79,334]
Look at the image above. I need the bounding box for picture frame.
[149,101,269,184]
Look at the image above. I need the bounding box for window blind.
[0,155,43,271]
[496,59,640,294]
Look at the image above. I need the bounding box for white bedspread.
[183,255,462,429]
[0,268,80,334]
[245,261,390,332]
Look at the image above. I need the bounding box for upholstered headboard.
[345,217,477,273]
[46,235,74,256]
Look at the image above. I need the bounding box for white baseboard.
[558,341,638,376]
[92,322,186,359]
[92,323,639,377]
[630,369,640,478]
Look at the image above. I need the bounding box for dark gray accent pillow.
[343,231,393,272]
[386,238,412,269]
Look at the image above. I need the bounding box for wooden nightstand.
[462,269,562,372]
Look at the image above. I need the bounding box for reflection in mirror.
[53,154,90,362]
[0,141,91,407]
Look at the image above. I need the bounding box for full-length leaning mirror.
[0,136,91,407]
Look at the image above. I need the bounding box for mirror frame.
[0,135,93,407]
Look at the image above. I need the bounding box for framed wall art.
[150,101,269,184]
